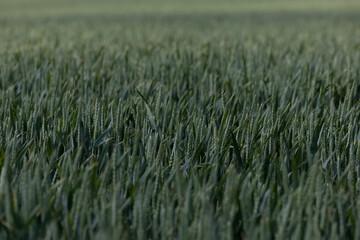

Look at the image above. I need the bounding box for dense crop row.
[1,16,360,239]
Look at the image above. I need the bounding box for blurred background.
[1,0,360,19]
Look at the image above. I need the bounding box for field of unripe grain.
[1,1,360,239]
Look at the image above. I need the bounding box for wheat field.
[1,1,360,239]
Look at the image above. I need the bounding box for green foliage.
[1,13,360,239]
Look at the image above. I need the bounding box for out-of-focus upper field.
[0,0,360,18]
